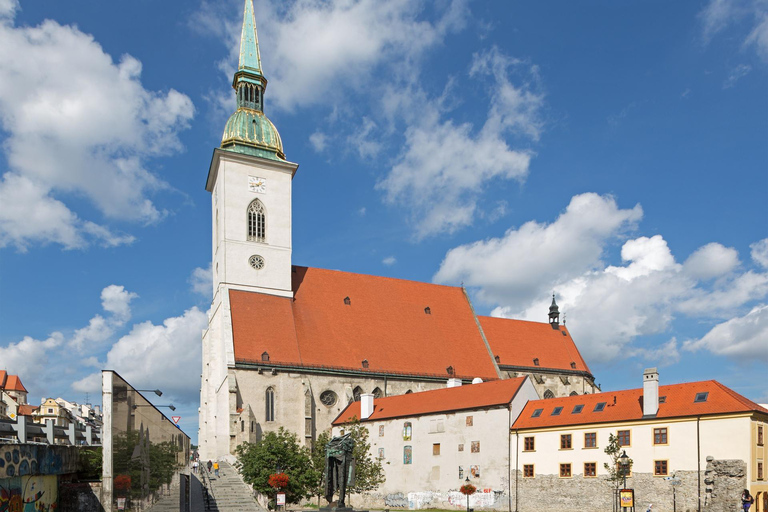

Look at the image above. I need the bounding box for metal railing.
[0,416,101,445]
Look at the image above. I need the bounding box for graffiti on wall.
[0,474,58,512]
[0,445,78,480]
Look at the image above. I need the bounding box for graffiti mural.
[0,445,78,480]
[0,475,58,512]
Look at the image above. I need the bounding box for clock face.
[248,176,266,193]
[249,254,265,270]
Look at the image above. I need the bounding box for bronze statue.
[324,433,355,509]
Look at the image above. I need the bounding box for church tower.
[205,0,299,299]
[200,0,298,459]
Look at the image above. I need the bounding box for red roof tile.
[480,317,591,375]
[512,380,768,430]
[17,405,38,416]
[231,266,501,380]
[333,377,529,425]
[4,375,27,393]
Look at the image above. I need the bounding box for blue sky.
[0,0,766,442]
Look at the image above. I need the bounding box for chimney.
[360,393,374,420]
[447,378,463,388]
[471,378,483,384]
[643,368,659,417]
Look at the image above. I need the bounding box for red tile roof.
[0,370,6,388]
[333,377,529,425]
[2,374,27,392]
[231,266,502,380]
[480,316,591,375]
[512,380,768,430]
[17,405,38,416]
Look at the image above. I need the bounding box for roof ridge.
[711,380,768,413]
[293,265,464,291]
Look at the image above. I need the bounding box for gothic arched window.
[248,199,266,242]
[353,386,363,402]
[265,387,275,422]
[372,387,383,399]
[543,389,555,399]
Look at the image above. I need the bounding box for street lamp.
[465,477,471,512]
[132,404,176,411]
[136,389,163,397]
[619,450,630,489]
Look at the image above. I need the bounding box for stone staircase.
[202,460,265,512]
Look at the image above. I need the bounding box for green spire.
[221,0,285,161]
[238,0,263,77]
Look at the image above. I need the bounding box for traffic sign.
[172,416,181,424]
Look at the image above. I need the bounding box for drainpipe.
[697,416,701,512]
[508,406,512,512]
[513,430,519,512]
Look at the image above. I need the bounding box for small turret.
[548,294,560,329]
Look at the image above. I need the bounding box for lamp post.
[465,477,471,512]
[136,389,163,397]
[619,450,630,489]
[132,404,176,411]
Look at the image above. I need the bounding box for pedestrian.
[192,460,199,474]
[213,461,220,478]
[742,489,754,511]
[646,505,652,512]
[207,460,213,473]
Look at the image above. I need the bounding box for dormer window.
[344,297,351,305]
[570,362,577,369]
[424,307,431,315]
[261,351,269,362]
[362,359,369,369]
[533,358,540,366]
[446,366,454,376]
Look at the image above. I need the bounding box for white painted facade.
[513,414,753,479]
[331,379,539,508]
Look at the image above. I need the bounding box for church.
[197,0,597,461]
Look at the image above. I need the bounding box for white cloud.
[100,285,138,322]
[196,0,468,112]
[68,285,138,352]
[434,193,643,307]
[627,338,681,367]
[683,242,740,280]
[683,305,768,362]
[751,238,768,267]
[436,193,768,364]
[73,307,208,404]
[699,0,768,62]
[309,132,328,152]
[0,12,194,250]
[382,256,397,266]
[0,0,18,20]
[0,333,64,383]
[723,63,752,88]
[0,174,135,251]
[190,264,213,297]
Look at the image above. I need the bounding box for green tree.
[235,428,321,506]
[603,433,633,490]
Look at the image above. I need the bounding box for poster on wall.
[470,465,480,478]
[277,493,286,505]
[117,497,126,510]
[619,489,634,508]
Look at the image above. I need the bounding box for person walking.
[192,460,199,474]
[742,489,754,511]
[213,461,220,479]
[207,460,213,473]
